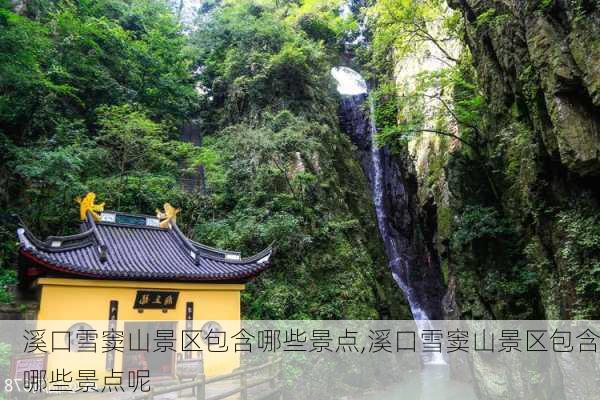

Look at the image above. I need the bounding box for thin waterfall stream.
[332,69,447,363]
[366,95,429,321]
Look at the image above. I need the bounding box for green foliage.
[6,0,594,322]
[192,1,337,128]
[538,0,554,11]
[0,0,198,138]
[190,109,396,318]
[367,0,461,78]
[287,0,355,52]
[452,206,513,248]
[357,0,600,321]
[0,6,57,134]
[448,58,486,131]
[0,270,17,303]
[498,122,538,211]
[368,0,486,158]
[475,8,496,29]
[372,82,402,149]
[377,53,486,159]
[96,104,168,175]
[0,0,201,259]
[450,203,544,318]
[0,0,405,320]
[474,8,511,31]
[556,208,600,318]
[182,1,407,318]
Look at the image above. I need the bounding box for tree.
[0,0,201,271]
[370,0,460,65]
[96,104,165,178]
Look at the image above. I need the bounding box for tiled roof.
[17,214,272,282]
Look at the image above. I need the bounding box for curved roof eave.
[16,224,273,283]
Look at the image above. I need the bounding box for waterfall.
[332,64,433,319]
[369,98,448,364]
[366,96,429,321]
[334,1,446,366]
[333,67,446,341]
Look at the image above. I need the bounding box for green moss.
[441,259,449,285]
[475,8,496,29]
[501,122,538,211]
[538,0,554,11]
[425,141,448,192]
[524,239,560,319]
[475,8,510,31]
[491,14,511,30]
[555,206,600,319]
[437,206,452,244]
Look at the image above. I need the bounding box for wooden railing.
[130,358,283,400]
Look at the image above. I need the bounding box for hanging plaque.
[134,290,179,309]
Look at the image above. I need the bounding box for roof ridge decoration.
[75,192,105,221]
[156,203,180,229]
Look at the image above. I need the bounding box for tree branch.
[414,26,458,63]
[380,7,458,64]
[270,156,297,198]
[400,128,478,150]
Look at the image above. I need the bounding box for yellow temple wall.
[36,278,243,378]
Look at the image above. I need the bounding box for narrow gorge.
[335,78,445,320]
[336,0,600,320]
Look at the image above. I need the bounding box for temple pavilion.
[15,193,272,376]
[17,192,272,320]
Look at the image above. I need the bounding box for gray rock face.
[440,0,600,321]
[454,0,600,176]
[526,12,600,175]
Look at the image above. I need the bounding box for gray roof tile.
[17,220,272,282]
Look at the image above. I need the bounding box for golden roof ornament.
[156,203,180,229]
[75,192,105,221]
